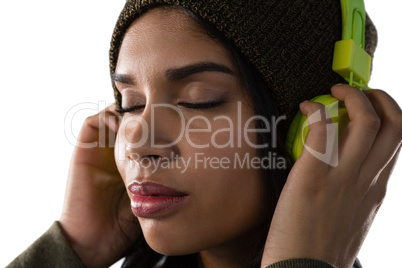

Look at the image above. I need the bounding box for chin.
[140,223,209,256]
[145,237,200,256]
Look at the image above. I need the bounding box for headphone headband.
[333,0,371,87]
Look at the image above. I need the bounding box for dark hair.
[121,6,291,268]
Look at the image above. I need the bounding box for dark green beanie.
[109,0,377,129]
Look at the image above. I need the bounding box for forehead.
[126,7,201,37]
[116,7,235,75]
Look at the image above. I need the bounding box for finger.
[297,100,335,173]
[331,84,381,169]
[357,90,402,188]
[85,104,120,132]
[78,105,120,146]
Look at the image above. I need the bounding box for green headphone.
[286,0,372,161]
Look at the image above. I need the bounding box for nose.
[122,103,182,163]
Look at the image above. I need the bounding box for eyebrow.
[111,73,135,85]
[112,62,235,86]
[165,62,235,81]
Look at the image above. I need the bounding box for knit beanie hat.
[109,0,377,130]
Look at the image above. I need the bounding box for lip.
[128,181,188,218]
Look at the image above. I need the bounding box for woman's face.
[114,7,268,256]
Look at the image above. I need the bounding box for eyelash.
[115,105,145,115]
[115,100,224,115]
[179,100,224,110]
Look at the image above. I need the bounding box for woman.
[8,1,402,267]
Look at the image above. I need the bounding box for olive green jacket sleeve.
[265,259,334,268]
[7,221,334,268]
[6,222,85,268]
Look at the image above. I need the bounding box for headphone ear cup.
[286,94,350,161]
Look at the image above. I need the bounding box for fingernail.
[333,83,344,87]
[299,100,310,109]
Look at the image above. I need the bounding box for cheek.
[114,134,125,180]
[181,111,259,151]
[114,127,132,184]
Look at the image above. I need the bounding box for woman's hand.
[261,84,402,268]
[60,104,140,268]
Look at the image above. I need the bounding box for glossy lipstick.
[129,181,188,218]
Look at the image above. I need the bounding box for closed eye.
[115,105,145,115]
[116,100,224,115]
[179,100,224,110]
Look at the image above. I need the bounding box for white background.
[0,1,400,267]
